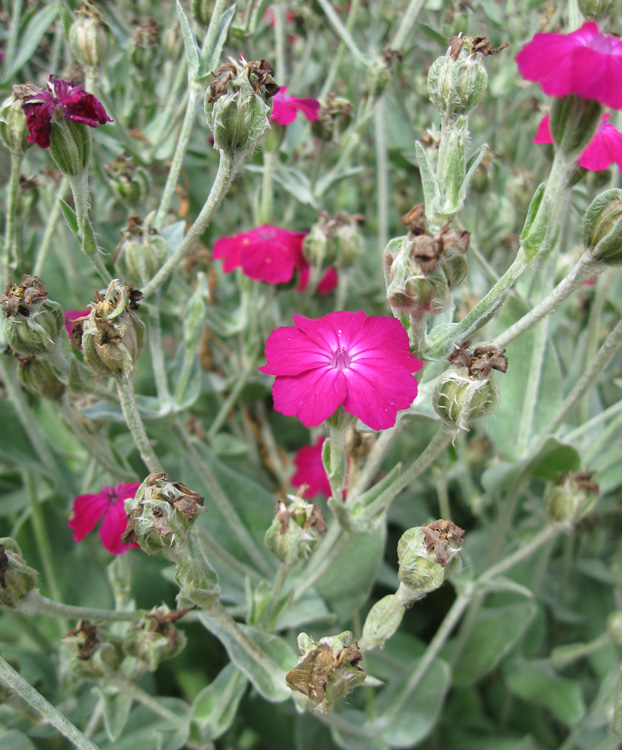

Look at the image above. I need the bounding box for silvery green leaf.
[198,5,237,78]
[191,664,248,740]
[175,1,199,76]
[415,140,441,218]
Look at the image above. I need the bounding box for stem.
[319,0,361,99]
[17,589,144,622]
[273,2,286,82]
[259,150,275,225]
[111,677,188,732]
[261,562,291,627]
[315,0,368,65]
[116,375,163,473]
[0,653,102,750]
[2,153,22,284]
[516,316,548,456]
[375,101,389,257]
[207,353,257,440]
[494,253,602,348]
[293,527,350,601]
[146,300,172,404]
[66,173,111,284]
[479,524,562,583]
[33,179,67,277]
[390,0,426,51]
[347,422,403,503]
[153,83,201,230]
[194,524,261,582]
[143,152,241,299]
[548,318,622,434]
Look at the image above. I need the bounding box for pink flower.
[292,437,332,499]
[297,264,339,295]
[516,22,622,110]
[68,483,141,555]
[63,309,90,337]
[21,75,113,149]
[534,113,622,172]
[271,87,320,126]
[212,224,307,285]
[259,311,423,430]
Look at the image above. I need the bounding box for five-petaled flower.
[20,75,113,149]
[69,483,141,555]
[516,22,622,110]
[534,113,622,172]
[271,87,320,126]
[292,437,333,499]
[259,311,423,430]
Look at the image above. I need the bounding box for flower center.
[330,346,351,371]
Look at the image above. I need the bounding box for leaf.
[191,663,248,740]
[175,1,199,76]
[504,661,585,725]
[99,698,189,750]
[2,5,58,82]
[211,433,249,457]
[81,217,98,256]
[415,140,442,218]
[0,730,35,750]
[0,400,55,479]
[458,143,489,207]
[267,164,318,208]
[59,199,79,237]
[95,688,133,743]
[198,613,295,702]
[447,602,537,688]
[199,4,238,77]
[160,220,187,253]
[314,166,365,199]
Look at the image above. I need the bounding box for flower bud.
[105,153,151,208]
[607,611,622,645]
[205,58,278,157]
[433,342,507,431]
[1,276,64,357]
[360,594,405,651]
[17,355,65,401]
[578,0,618,22]
[264,496,327,567]
[122,606,187,670]
[366,47,401,99]
[311,93,352,142]
[286,631,365,713]
[302,222,330,267]
[64,620,123,680]
[396,521,464,603]
[0,538,38,609]
[114,217,169,286]
[130,18,162,72]
[69,2,110,69]
[48,118,92,178]
[0,93,30,156]
[81,280,146,378]
[427,37,488,121]
[545,469,599,525]
[123,472,204,558]
[192,0,214,26]
[582,189,622,266]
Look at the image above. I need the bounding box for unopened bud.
[366,47,401,99]
[545,469,599,525]
[69,2,110,69]
[130,18,161,72]
[64,620,123,680]
[205,58,278,157]
[286,631,365,712]
[0,538,38,609]
[427,37,488,120]
[360,594,405,651]
[582,189,622,266]
[123,606,187,670]
[0,94,30,156]
[123,472,204,558]
[17,355,65,401]
[114,216,168,286]
[433,342,507,431]
[105,153,151,208]
[264,496,327,566]
[1,276,64,356]
[81,280,146,378]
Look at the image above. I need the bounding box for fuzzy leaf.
[2,5,59,82]
[191,663,248,740]
[504,662,585,725]
[175,1,199,76]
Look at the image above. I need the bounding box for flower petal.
[68,491,110,542]
[291,437,332,499]
[259,325,331,376]
[271,367,347,426]
[98,498,138,555]
[292,311,367,353]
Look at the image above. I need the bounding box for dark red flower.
[21,75,113,149]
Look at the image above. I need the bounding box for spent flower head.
[259,311,423,430]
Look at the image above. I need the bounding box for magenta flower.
[292,437,332,499]
[534,113,622,172]
[516,22,622,110]
[68,483,141,555]
[63,309,90,337]
[271,87,320,126]
[21,75,113,149]
[297,264,339,295]
[259,311,423,430]
[212,224,307,285]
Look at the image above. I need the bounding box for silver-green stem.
[375,102,389,255]
[153,83,202,230]
[2,153,21,284]
[495,253,603,348]
[194,524,262,582]
[258,149,275,225]
[143,152,241,299]
[111,677,188,732]
[315,0,368,64]
[67,172,111,284]
[347,422,403,503]
[273,2,287,82]
[146,300,172,404]
[207,353,257,439]
[548,318,622,435]
[33,179,66,277]
[390,0,426,51]
[319,0,361,99]
[0,653,101,750]
[116,375,164,473]
[479,524,562,583]
[261,562,291,627]
[564,398,622,444]
[18,588,145,622]
[517,316,549,456]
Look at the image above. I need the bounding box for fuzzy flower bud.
[578,0,618,20]
[366,47,401,99]
[122,606,187,671]
[17,355,65,401]
[81,280,146,378]
[105,153,151,208]
[114,216,169,286]
[427,36,490,121]
[264,495,327,567]
[0,94,30,156]
[545,469,599,525]
[130,18,162,72]
[64,620,123,680]
[396,521,464,603]
[433,342,507,431]
[205,58,279,157]
[582,189,622,266]
[1,276,64,357]
[69,2,110,69]
[0,538,38,609]
[286,631,365,713]
[122,472,204,558]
